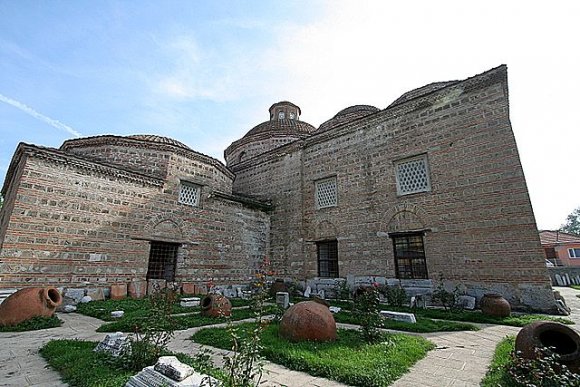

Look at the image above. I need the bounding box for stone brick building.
[0,65,557,311]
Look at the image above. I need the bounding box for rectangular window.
[315,177,337,209]
[395,154,431,196]
[179,181,201,206]
[569,248,580,258]
[317,240,338,278]
[147,241,179,281]
[391,233,428,279]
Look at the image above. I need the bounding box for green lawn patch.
[192,322,435,387]
[40,339,225,387]
[327,301,573,327]
[571,285,580,291]
[332,310,479,332]
[75,295,275,332]
[0,315,63,332]
[481,336,515,387]
[96,305,277,332]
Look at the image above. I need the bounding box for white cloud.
[0,93,82,137]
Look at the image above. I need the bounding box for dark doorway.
[146,241,179,281]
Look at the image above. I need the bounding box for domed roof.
[317,105,379,133]
[243,118,316,138]
[126,134,192,150]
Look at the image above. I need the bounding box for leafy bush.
[507,347,580,386]
[430,278,460,310]
[121,286,177,371]
[353,286,383,343]
[0,315,63,332]
[482,336,580,387]
[379,285,407,307]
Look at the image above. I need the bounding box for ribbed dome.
[126,134,191,150]
[243,119,316,138]
[317,105,379,133]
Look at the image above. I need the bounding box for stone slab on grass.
[380,310,417,323]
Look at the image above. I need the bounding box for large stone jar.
[200,294,232,317]
[480,293,511,317]
[516,321,580,373]
[0,287,62,326]
[279,300,337,342]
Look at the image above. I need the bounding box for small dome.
[317,105,379,133]
[126,135,192,150]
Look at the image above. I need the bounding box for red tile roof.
[539,230,580,245]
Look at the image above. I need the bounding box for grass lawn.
[571,285,580,291]
[480,336,515,387]
[322,299,573,327]
[0,315,63,332]
[332,310,479,332]
[75,296,272,332]
[192,322,435,387]
[40,339,224,387]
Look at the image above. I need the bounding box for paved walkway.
[1,287,579,387]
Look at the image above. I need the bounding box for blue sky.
[0,0,578,230]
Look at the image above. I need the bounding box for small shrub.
[378,285,407,307]
[431,277,460,310]
[121,285,177,371]
[354,285,383,343]
[507,347,580,386]
[335,279,352,300]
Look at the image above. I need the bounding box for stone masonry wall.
[233,66,555,311]
[0,148,268,289]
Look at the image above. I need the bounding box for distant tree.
[561,206,580,235]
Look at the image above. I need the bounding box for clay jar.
[200,294,232,317]
[480,293,511,317]
[516,321,580,373]
[0,287,62,326]
[279,300,337,342]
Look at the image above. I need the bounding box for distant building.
[0,65,557,311]
[540,230,580,267]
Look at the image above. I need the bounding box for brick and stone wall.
[231,66,555,311]
[0,143,269,289]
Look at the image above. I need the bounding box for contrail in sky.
[0,93,82,137]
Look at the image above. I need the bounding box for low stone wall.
[548,267,580,286]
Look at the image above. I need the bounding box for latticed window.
[395,155,431,195]
[178,181,200,206]
[391,233,428,279]
[315,177,337,209]
[317,240,338,278]
[147,241,179,281]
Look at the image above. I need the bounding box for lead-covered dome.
[225,101,316,166]
[317,105,379,133]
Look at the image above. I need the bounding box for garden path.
[0,287,578,387]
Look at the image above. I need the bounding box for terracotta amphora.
[279,300,337,342]
[200,294,232,317]
[0,287,62,326]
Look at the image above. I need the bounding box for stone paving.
[1,287,579,387]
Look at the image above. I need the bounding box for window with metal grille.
[391,233,428,279]
[395,155,431,195]
[317,240,338,278]
[315,177,337,209]
[178,181,200,206]
[146,241,179,281]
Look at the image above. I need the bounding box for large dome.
[225,101,316,167]
[317,105,379,133]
